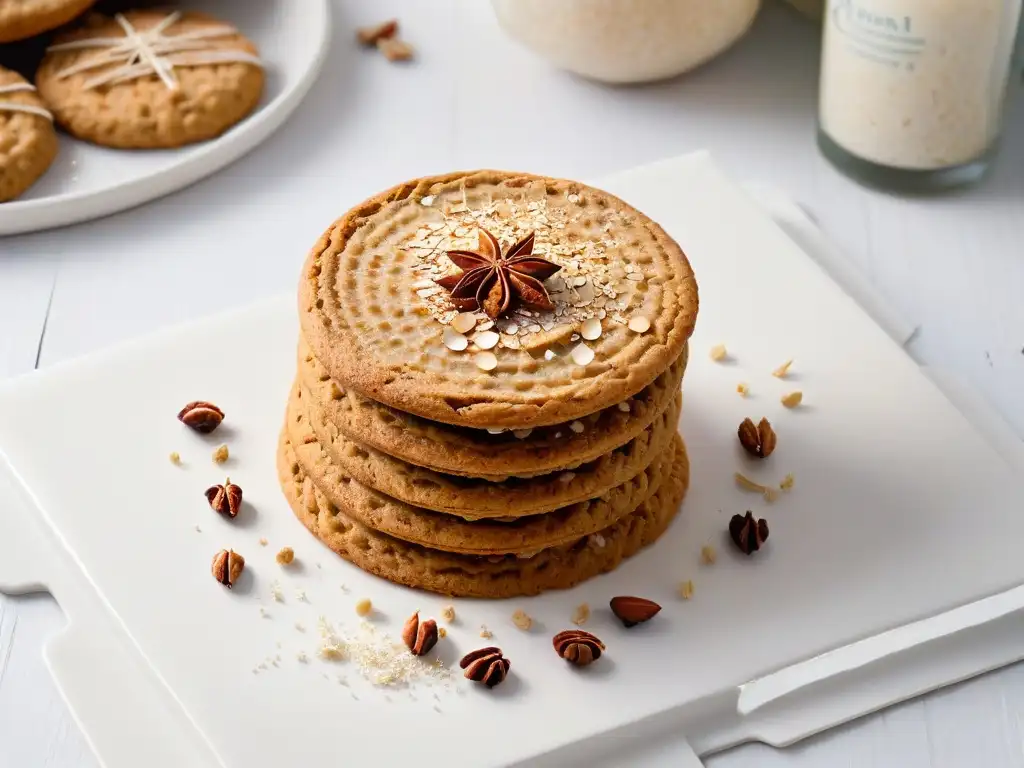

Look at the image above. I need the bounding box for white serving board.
[0,0,331,236]
[2,153,1024,767]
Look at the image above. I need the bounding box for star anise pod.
[205,478,242,518]
[435,228,561,319]
[729,511,769,555]
[459,646,511,688]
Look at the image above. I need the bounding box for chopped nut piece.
[169,451,181,465]
[377,37,415,62]
[355,598,373,617]
[617,401,631,413]
[356,19,397,44]
[701,545,717,565]
[212,444,229,464]
[451,313,478,334]
[479,625,493,639]
[609,596,661,628]
[270,581,283,602]
[177,401,224,433]
[211,549,244,588]
[474,330,500,350]
[259,537,268,546]
[780,473,796,490]
[570,343,594,366]
[735,472,781,502]
[571,602,590,626]
[460,647,510,688]
[441,605,456,623]
[781,391,803,408]
[580,317,602,341]
[569,420,585,434]
[438,627,447,639]
[475,351,498,371]
[730,511,770,555]
[627,316,651,333]
[442,328,469,351]
[274,547,294,565]
[511,609,533,631]
[737,382,750,397]
[737,417,777,459]
[773,359,794,378]
[709,344,728,362]
[402,612,440,656]
[678,580,695,600]
[552,630,605,667]
[205,478,242,518]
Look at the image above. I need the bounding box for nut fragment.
[355,598,372,617]
[678,580,695,600]
[737,417,777,459]
[460,647,511,688]
[627,316,651,333]
[701,545,717,565]
[729,511,770,555]
[511,609,532,631]
[169,451,181,465]
[212,444,229,464]
[475,351,498,371]
[479,625,493,639]
[356,19,397,44]
[552,630,605,667]
[571,602,590,626]
[781,391,803,408]
[178,401,224,433]
[276,547,295,565]
[736,382,749,397]
[378,37,414,62]
[402,612,439,656]
[772,359,794,378]
[735,472,780,502]
[609,596,661,628]
[211,549,244,588]
[205,478,242,518]
[441,605,456,623]
[709,344,728,362]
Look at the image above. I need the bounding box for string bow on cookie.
[0,83,53,120]
[47,12,262,91]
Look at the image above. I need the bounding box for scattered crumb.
[378,37,414,62]
[259,606,268,618]
[169,451,181,465]
[434,704,443,714]
[270,581,284,602]
[678,580,695,600]
[355,598,373,617]
[295,590,308,602]
[316,562,322,569]
[441,605,455,622]
[737,382,750,397]
[479,625,493,639]
[295,622,305,633]
[340,583,349,593]
[194,524,202,533]
[276,547,295,565]
[701,545,717,565]
[296,651,308,663]
[735,472,781,502]
[212,444,229,464]
[780,473,795,491]
[571,602,590,626]
[569,421,585,434]
[773,359,794,378]
[781,391,803,409]
[438,627,447,639]
[710,344,728,362]
[356,18,397,45]
[259,537,268,547]
[511,609,533,631]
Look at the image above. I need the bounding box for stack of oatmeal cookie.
[278,170,698,597]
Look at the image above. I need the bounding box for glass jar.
[817,0,1023,191]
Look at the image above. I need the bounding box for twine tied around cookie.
[47,12,263,91]
[0,83,53,121]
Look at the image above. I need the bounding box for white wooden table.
[1,2,1022,766]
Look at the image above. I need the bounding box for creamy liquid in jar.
[819,0,1022,171]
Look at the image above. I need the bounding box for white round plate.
[0,0,331,236]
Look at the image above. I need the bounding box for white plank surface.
[0,1,1022,766]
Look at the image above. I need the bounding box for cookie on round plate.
[36,10,264,148]
[0,0,96,43]
[0,66,58,202]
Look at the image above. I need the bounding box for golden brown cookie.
[278,430,688,597]
[299,170,698,429]
[292,379,681,518]
[298,338,686,479]
[0,0,95,43]
[35,10,264,148]
[0,67,58,202]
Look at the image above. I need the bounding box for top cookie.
[35,10,264,148]
[299,170,698,429]
[0,0,95,43]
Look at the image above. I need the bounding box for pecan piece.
[178,401,224,433]
[459,647,510,688]
[738,417,776,458]
[729,511,769,555]
[552,629,605,666]
[212,549,244,588]
[609,596,661,628]
[205,478,242,518]
[402,612,439,656]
